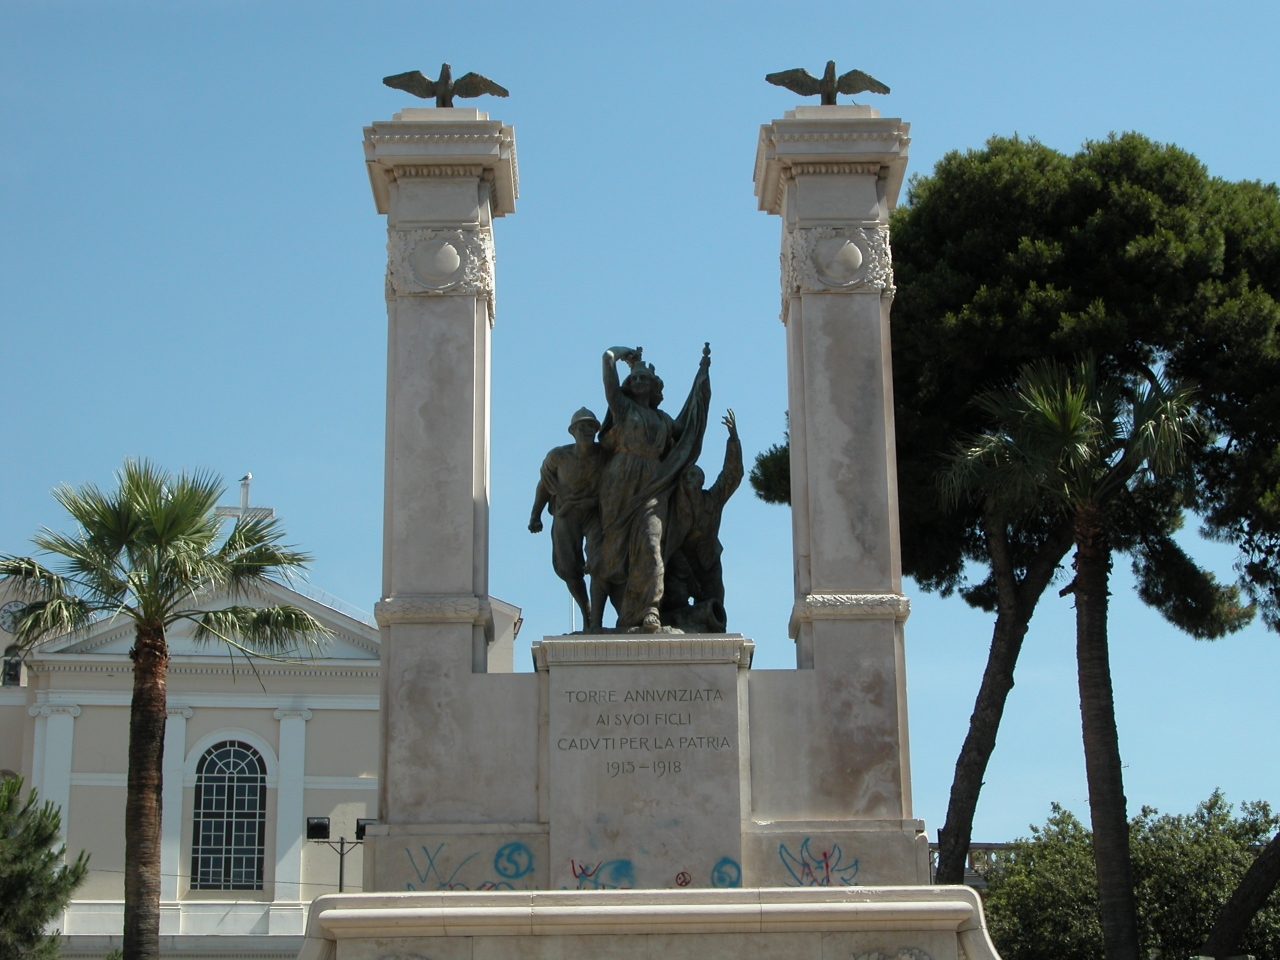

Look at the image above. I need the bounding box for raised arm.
[603,346,640,414]
[708,409,744,506]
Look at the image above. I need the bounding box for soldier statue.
[529,408,608,629]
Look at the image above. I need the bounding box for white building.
[0,580,521,959]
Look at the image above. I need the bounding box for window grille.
[190,740,267,890]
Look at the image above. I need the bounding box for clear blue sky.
[2,0,1277,844]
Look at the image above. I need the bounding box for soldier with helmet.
[529,407,608,630]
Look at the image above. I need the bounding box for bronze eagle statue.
[383,63,509,108]
[765,61,889,105]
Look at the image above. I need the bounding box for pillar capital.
[274,708,313,721]
[166,705,193,719]
[363,108,518,219]
[29,703,80,717]
[754,106,911,219]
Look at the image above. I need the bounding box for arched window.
[190,741,267,890]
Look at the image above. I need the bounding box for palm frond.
[941,356,1202,522]
[0,556,71,601]
[28,530,128,603]
[50,479,141,564]
[215,517,313,598]
[4,597,97,650]
[188,605,330,659]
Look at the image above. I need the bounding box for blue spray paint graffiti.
[710,857,742,888]
[405,844,480,890]
[570,858,635,889]
[404,843,528,891]
[494,841,535,880]
[779,838,859,886]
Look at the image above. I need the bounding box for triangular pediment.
[36,581,380,661]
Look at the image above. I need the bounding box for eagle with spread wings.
[765,61,889,106]
[383,63,509,108]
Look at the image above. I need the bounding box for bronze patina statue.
[529,408,607,631]
[530,344,741,634]
[765,61,889,105]
[383,63,509,107]
[662,410,742,633]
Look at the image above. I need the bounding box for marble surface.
[548,659,745,890]
[296,887,1000,960]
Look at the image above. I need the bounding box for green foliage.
[746,130,1280,631]
[749,415,791,505]
[985,795,1280,960]
[941,357,1200,516]
[0,459,331,661]
[0,777,88,960]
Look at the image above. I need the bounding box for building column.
[160,706,191,931]
[271,708,311,933]
[28,704,79,820]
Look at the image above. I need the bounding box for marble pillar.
[746,104,924,876]
[363,108,543,886]
[365,105,516,676]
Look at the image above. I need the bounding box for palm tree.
[944,358,1200,960]
[0,460,331,960]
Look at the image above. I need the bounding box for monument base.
[297,887,999,960]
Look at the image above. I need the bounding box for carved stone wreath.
[781,224,895,299]
[386,227,494,298]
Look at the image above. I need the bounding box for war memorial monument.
[296,65,1001,960]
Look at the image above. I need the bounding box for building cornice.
[27,655,378,680]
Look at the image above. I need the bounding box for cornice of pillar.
[167,706,193,719]
[363,110,518,217]
[788,593,912,639]
[274,708,314,721]
[375,594,496,642]
[754,108,911,216]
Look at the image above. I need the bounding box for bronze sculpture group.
[530,346,741,634]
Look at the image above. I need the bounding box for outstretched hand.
[722,408,738,439]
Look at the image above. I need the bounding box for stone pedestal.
[536,635,753,890]
[296,887,1002,960]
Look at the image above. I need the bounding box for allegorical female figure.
[595,345,711,631]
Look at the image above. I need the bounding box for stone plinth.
[535,635,752,890]
[296,887,1001,960]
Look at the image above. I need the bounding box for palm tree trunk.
[935,514,1074,885]
[123,623,168,960]
[1201,828,1280,958]
[1073,506,1139,960]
